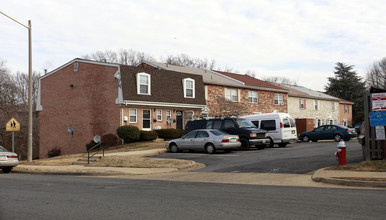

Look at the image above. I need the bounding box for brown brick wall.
[39,61,120,158]
[205,84,287,115]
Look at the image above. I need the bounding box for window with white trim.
[314,100,319,110]
[183,78,195,98]
[166,110,171,121]
[274,94,284,105]
[344,105,349,113]
[331,102,335,112]
[300,99,305,109]
[157,109,162,121]
[129,109,137,123]
[185,111,194,121]
[248,91,258,103]
[226,88,238,102]
[136,72,151,95]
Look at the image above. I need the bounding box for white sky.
[1,0,386,91]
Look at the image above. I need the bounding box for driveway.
[155,140,363,174]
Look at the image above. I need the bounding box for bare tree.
[263,76,297,86]
[82,49,155,65]
[162,53,216,70]
[366,57,386,89]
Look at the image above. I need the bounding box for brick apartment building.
[37,59,206,158]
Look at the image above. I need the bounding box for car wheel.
[334,134,342,142]
[267,137,274,148]
[278,143,287,147]
[344,138,350,141]
[302,135,310,142]
[239,138,250,151]
[205,144,216,154]
[2,167,12,173]
[169,143,179,153]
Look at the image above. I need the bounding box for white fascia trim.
[243,85,289,93]
[36,78,43,111]
[124,100,206,109]
[39,58,120,80]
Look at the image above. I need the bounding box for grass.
[327,160,386,171]
[87,156,192,168]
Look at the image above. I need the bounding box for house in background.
[37,59,206,158]
[138,61,288,115]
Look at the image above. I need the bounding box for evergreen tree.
[324,62,366,121]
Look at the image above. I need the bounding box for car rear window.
[210,130,224,136]
[283,118,291,128]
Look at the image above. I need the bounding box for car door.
[179,131,197,150]
[311,126,325,140]
[222,119,237,135]
[324,125,337,140]
[194,131,210,150]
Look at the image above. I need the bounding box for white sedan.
[0,146,19,173]
[166,129,241,154]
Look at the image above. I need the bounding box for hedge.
[117,125,140,143]
[140,130,158,141]
[155,129,184,139]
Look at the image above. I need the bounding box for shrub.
[101,133,118,147]
[117,125,140,143]
[85,140,97,151]
[47,147,61,158]
[155,129,184,139]
[140,130,158,141]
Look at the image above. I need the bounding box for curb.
[311,168,386,188]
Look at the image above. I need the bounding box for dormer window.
[183,78,195,98]
[136,72,151,95]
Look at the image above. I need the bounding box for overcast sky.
[1,0,385,91]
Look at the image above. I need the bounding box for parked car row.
[166,112,358,154]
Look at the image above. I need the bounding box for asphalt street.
[1,174,385,220]
[155,140,363,173]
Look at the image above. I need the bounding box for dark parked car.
[299,125,357,142]
[185,118,269,150]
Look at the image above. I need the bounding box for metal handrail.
[87,142,105,164]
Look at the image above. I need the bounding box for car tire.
[239,138,250,151]
[205,144,216,154]
[334,134,342,142]
[169,143,179,153]
[2,167,12,173]
[302,135,310,142]
[267,137,274,148]
[278,143,287,147]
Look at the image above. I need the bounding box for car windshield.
[235,118,256,128]
[210,130,225,136]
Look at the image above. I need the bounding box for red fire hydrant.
[335,140,346,166]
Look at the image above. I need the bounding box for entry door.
[176,111,184,129]
[143,109,151,130]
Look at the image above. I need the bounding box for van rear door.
[282,117,297,140]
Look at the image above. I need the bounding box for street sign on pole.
[369,112,386,126]
[6,117,20,152]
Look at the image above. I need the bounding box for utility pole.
[1,11,33,162]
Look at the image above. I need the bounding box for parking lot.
[155,140,363,174]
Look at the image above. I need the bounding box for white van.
[242,112,297,147]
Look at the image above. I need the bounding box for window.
[212,120,222,129]
[331,102,335,112]
[129,109,137,123]
[261,120,276,130]
[136,73,151,95]
[344,105,349,113]
[314,100,319,110]
[274,94,284,105]
[156,109,162,121]
[197,131,209,138]
[248,91,258,103]
[223,119,236,129]
[185,111,194,121]
[226,88,238,102]
[183,78,195,98]
[166,110,171,121]
[300,99,305,109]
[142,109,151,130]
[185,131,197,139]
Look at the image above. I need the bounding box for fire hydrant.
[335,140,346,166]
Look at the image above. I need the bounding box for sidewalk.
[12,148,386,188]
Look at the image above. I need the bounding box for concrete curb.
[312,168,386,188]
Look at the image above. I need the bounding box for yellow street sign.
[6,117,20,132]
